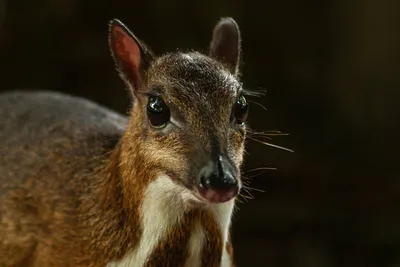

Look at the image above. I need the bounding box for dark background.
[1,0,399,266]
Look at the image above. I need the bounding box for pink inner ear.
[112,25,141,87]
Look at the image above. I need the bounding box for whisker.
[249,133,289,137]
[235,197,244,204]
[244,167,277,173]
[239,193,253,201]
[241,179,252,185]
[248,134,272,140]
[248,100,268,112]
[242,178,254,183]
[242,169,276,179]
[247,129,289,137]
[243,88,267,97]
[247,129,284,134]
[241,188,255,200]
[237,194,250,203]
[247,136,294,153]
[243,185,265,193]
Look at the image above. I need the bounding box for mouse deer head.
[109,17,249,204]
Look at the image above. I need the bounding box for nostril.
[200,174,237,190]
[197,162,214,189]
[199,175,211,189]
[209,173,238,190]
[197,160,238,190]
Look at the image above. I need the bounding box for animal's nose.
[197,155,239,203]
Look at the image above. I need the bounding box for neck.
[89,141,235,267]
[108,175,235,267]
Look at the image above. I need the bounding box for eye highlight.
[147,96,170,128]
[233,95,249,125]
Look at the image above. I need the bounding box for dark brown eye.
[147,96,170,128]
[234,95,249,125]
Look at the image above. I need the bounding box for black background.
[1,0,399,266]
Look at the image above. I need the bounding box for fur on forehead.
[147,52,242,99]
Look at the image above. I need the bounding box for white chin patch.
[157,175,200,204]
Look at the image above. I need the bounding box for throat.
[108,176,234,267]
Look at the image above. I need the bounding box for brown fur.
[226,233,235,267]
[0,17,247,266]
[199,210,224,267]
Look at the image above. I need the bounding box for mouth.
[167,171,240,204]
[194,180,240,204]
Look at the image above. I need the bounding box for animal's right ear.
[108,19,155,94]
[210,17,241,75]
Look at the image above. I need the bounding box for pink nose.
[198,186,239,203]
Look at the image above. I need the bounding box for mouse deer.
[0,17,250,267]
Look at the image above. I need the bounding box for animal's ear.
[108,19,155,94]
[209,17,241,75]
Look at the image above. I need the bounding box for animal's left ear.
[209,17,242,75]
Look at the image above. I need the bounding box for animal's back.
[0,90,127,145]
[0,90,128,266]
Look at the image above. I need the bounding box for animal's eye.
[147,96,170,128]
[234,95,249,125]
